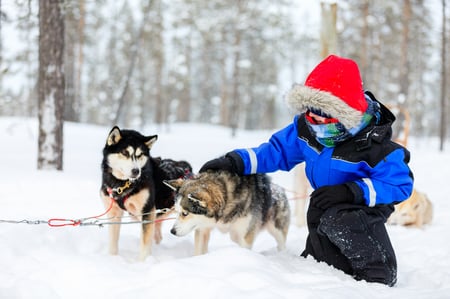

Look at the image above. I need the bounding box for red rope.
[47,198,114,227]
[46,199,177,227]
[153,216,177,223]
[275,185,310,201]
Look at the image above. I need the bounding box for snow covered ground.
[0,117,449,298]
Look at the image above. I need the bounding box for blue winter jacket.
[233,94,414,207]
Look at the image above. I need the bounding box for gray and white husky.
[165,171,290,255]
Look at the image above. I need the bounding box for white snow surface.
[0,117,449,299]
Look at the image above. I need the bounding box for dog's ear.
[107,126,122,146]
[188,194,208,215]
[145,135,158,149]
[163,178,184,191]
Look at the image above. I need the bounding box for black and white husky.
[100,126,192,260]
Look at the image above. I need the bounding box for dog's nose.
[170,227,177,235]
[131,168,140,177]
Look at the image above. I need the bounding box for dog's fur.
[388,189,433,227]
[100,126,192,260]
[166,171,290,255]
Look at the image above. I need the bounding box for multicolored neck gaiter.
[306,96,380,147]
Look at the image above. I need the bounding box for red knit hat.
[286,55,367,129]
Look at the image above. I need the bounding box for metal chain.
[0,208,176,228]
[0,219,48,225]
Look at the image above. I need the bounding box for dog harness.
[106,180,132,211]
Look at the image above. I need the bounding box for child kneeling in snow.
[200,55,413,286]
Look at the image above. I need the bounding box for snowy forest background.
[2,2,450,296]
[0,0,449,168]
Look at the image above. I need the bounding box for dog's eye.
[121,150,130,158]
[181,211,189,217]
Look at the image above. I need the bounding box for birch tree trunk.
[440,0,447,151]
[37,0,65,170]
[320,2,337,58]
[399,0,411,102]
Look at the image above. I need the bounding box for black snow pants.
[301,202,397,286]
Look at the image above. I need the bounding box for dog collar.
[110,180,132,195]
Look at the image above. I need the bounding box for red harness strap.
[106,186,129,211]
